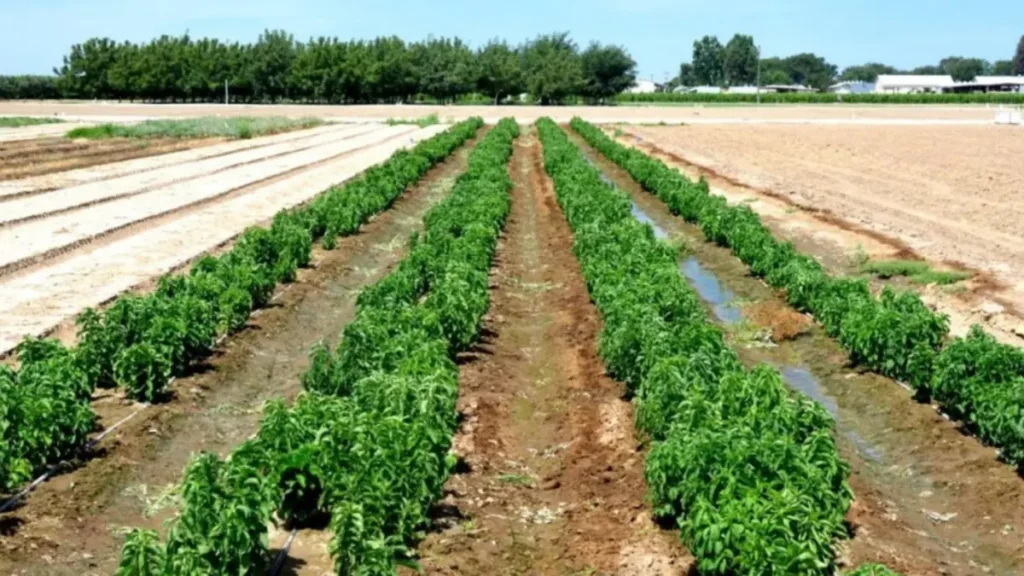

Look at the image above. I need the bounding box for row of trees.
[675,34,1024,90]
[36,31,636,104]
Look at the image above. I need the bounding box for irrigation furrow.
[569,120,1024,575]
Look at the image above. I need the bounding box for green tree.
[840,62,898,83]
[249,30,297,102]
[783,53,837,90]
[522,32,582,104]
[723,34,758,86]
[992,60,1014,75]
[692,35,724,85]
[476,39,524,104]
[910,65,943,75]
[940,57,989,82]
[677,62,697,87]
[412,37,477,103]
[1012,35,1024,75]
[580,42,637,103]
[759,57,791,85]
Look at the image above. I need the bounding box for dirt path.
[0,134,477,576]
[399,127,692,576]
[571,132,1024,576]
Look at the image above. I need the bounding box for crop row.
[536,117,851,575]
[570,117,1024,468]
[615,91,1024,105]
[115,118,519,575]
[0,119,483,495]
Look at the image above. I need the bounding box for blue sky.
[1,0,1021,79]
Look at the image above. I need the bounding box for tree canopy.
[33,30,638,104]
[1013,35,1024,75]
[723,34,758,86]
[692,36,725,86]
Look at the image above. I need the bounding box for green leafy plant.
[538,117,850,575]
[0,118,485,495]
[568,116,1024,469]
[113,118,519,574]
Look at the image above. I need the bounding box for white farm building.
[627,79,659,94]
[875,75,1024,94]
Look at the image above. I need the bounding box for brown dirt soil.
[575,132,1024,576]
[0,102,1004,124]
[614,127,1024,347]
[401,127,693,576]
[0,138,477,576]
[0,137,222,181]
[744,300,812,341]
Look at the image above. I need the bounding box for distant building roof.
[764,84,813,92]
[876,75,954,90]
[876,74,1024,93]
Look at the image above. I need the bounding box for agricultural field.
[0,108,1022,576]
[617,122,1024,342]
[0,100,1007,124]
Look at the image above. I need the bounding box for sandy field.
[624,123,1024,335]
[0,101,1016,125]
[0,122,440,356]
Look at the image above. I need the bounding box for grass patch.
[861,258,971,286]
[65,116,323,140]
[0,116,64,128]
[498,473,535,487]
[385,113,440,128]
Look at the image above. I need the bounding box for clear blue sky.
[1,0,1021,79]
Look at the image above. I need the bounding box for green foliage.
[840,62,898,83]
[114,118,518,574]
[537,118,851,575]
[860,259,970,286]
[0,119,483,495]
[36,31,636,104]
[114,343,173,402]
[579,42,638,102]
[0,116,64,127]
[570,115,1024,470]
[65,116,322,140]
[115,529,165,576]
[522,33,584,104]
[723,34,758,86]
[692,35,725,86]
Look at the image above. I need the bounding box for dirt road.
[0,101,1010,124]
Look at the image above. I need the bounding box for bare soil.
[615,127,1024,347]
[0,136,476,576]
[0,102,1006,125]
[574,132,1024,576]
[398,127,693,576]
[0,126,440,358]
[0,137,222,181]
